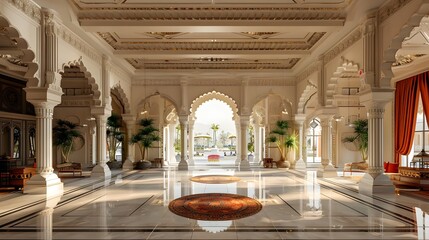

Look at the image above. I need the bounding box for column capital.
[359,88,394,109]
[178,115,189,124]
[294,114,306,125]
[91,106,111,116]
[121,114,136,124]
[239,115,250,124]
[24,86,62,108]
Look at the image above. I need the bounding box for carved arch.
[0,15,38,86]
[326,60,360,106]
[381,2,429,86]
[297,84,317,114]
[60,59,101,106]
[111,84,131,114]
[136,91,180,114]
[190,91,239,119]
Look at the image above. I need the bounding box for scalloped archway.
[297,84,317,114]
[381,2,429,86]
[60,60,101,106]
[326,60,360,106]
[111,84,131,114]
[190,91,239,120]
[0,15,38,86]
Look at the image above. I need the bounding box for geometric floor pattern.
[0,167,427,239]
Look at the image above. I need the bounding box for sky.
[193,99,236,136]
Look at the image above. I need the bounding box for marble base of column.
[122,159,134,170]
[24,173,64,196]
[239,159,251,171]
[178,159,188,170]
[91,164,112,178]
[317,164,337,178]
[235,158,240,166]
[359,173,395,195]
[188,158,195,166]
[294,158,307,171]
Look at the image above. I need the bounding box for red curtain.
[394,76,420,163]
[420,75,429,126]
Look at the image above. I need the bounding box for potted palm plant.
[53,119,84,164]
[267,120,298,168]
[342,119,368,162]
[106,113,124,169]
[130,118,161,169]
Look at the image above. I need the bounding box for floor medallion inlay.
[168,193,262,220]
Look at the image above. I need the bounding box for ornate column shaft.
[317,116,336,178]
[363,15,376,89]
[239,116,251,170]
[235,120,241,165]
[178,116,188,170]
[188,119,195,166]
[254,123,261,164]
[102,55,111,107]
[41,8,61,88]
[169,124,177,163]
[122,115,136,170]
[91,107,111,178]
[320,118,331,167]
[317,55,326,107]
[294,115,307,170]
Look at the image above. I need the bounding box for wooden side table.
[9,167,36,190]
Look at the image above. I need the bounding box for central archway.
[189,91,239,166]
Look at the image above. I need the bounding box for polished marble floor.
[0,167,428,240]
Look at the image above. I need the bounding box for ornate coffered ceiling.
[70,0,350,72]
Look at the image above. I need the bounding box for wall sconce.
[140,110,148,115]
[282,109,288,115]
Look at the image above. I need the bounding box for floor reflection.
[197,220,232,233]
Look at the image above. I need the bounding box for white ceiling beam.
[114,50,310,59]
[80,20,344,32]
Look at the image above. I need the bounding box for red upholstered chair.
[383,162,389,172]
[386,162,399,173]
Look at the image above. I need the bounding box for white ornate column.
[239,116,251,170]
[91,107,112,178]
[359,90,395,195]
[188,118,195,166]
[317,116,336,178]
[23,9,63,195]
[169,123,177,163]
[178,116,189,170]
[295,114,307,170]
[235,120,241,166]
[24,99,63,195]
[122,114,136,170]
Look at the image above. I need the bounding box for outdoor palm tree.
[53,119,83,163]
[210,123,219,147]
[267,120,298,168]
[342,119,368,162]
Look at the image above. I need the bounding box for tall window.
[404,96,429,167]
[306,119,321,163]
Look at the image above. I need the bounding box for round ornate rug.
[190,175,241,184]
[168,193,262,221]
